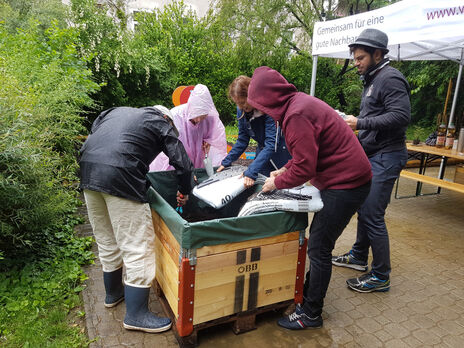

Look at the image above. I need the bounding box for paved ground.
[78,165,464,347]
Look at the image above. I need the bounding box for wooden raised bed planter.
[151,209,307,347]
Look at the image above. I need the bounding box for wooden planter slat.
[151,209,306,346]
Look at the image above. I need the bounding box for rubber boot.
[103,268,125,308]
[123,285,172,333]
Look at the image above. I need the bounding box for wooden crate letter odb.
[193,237,300,325]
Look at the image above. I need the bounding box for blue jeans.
[351,149,408,280]
[303,181,371,317]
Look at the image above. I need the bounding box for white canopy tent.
[311,0,464,126]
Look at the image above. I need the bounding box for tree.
[0,0,68,32]
[133,1,241,124]
[210,0,369,113]
[212,0,316,59]
[398,60,464,128]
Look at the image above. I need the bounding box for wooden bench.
[399,170,464,194]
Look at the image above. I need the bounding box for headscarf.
[149,84,227,171]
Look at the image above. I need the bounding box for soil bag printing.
[192,165,323,215]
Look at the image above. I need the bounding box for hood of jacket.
[247,66,297,124]
[186,84,219,119]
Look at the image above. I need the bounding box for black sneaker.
[332,251,368,271]
[346,272,390,293]
[277,304,322,330]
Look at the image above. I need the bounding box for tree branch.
[365,0,374,11]
[308,0,322,20]
[285,3,310,32]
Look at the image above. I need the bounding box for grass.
[225,124,238,143]
[1,304,88,348]
[0,233,94,347]
[225,124,257,146]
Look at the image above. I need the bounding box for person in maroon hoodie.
[248,66,372,330]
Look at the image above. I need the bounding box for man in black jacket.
[332,29,410,292]
[79,105,193,333]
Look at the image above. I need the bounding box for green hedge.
[0,20,98,262]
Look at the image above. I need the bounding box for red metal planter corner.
[294,237,307,304]
[176,257,196,337]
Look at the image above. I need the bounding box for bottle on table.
[458,128,464,154]
[445,123,455,149]
[436,122,447,148]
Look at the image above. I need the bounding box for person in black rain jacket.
[79,105,193,333]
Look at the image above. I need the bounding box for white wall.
[128,0,211,18]
[63,1,212,31]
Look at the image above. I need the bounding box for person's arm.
[357,75,410,130]
[244,116,277,180]
[221,109,250,167]
[159,123,194,195]
[262,167,287,192]
[274,116,318,189]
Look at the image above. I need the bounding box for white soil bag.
[192,166,250,209]
[238,185,324,217]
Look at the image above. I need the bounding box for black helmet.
[349,28,389,53]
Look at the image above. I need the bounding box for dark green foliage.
[406,124,435,142]
[68,0,168,121]
[0,17,98,261]
[132,2,240,124]
[68,0,242,125]
[397,60,464,128]
[0,5,96,345]
[64,1,368,126]
[0,0,68,33]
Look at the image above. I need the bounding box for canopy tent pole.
[448,48,464,127]
[310,55,318,96]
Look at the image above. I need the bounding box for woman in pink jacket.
[149,84,227,171]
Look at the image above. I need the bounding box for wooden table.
[395,143,464,198]
[406,143,464,161]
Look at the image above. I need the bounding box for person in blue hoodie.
[217,75,291,187]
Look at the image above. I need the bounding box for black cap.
[349,28,389,53]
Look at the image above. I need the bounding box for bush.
[0,21,98,261]
[397,60,464,128]
[68,0,169,122]
[66,1,366,127]
[126,1,240,124]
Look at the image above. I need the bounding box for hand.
[242,175,255,188]
[270,167,287,178]
[262,177,276,192]
[216,165,225,172]
[202,141,211,154]
[176,192,188,206]
[345,115,358,130]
